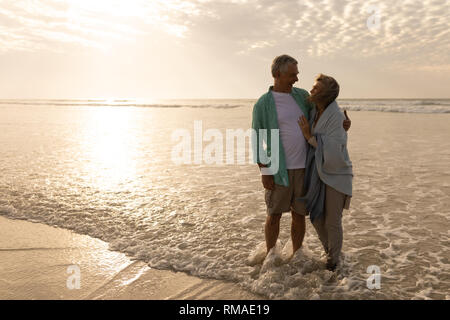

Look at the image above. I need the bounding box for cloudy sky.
[0,0,449,99]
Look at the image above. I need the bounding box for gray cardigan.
[297,101,353,221]
[311,101,353,196]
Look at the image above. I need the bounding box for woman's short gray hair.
[310,74,340,108]
[271,54,298,78]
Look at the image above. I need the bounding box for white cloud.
[0,0,448,98]
[0,0,205,52]
[183,0,450,71]
[1,0,448,65]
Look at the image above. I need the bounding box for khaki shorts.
[264,168,308,216]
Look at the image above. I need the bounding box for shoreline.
[0,216,263,300]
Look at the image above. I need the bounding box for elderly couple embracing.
[252,54,353,271]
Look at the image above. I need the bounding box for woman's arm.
[298,115,317,147]
[307,136,318,148]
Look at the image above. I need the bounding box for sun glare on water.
[80,107,141,191]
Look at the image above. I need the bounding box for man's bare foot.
[246,244,268,266]
[285,253,294,262]
[285,248,300,262]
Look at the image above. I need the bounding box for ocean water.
[0,98,449,113]
[0,99,449,299]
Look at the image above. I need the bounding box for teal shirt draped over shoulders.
[251,86,314,187]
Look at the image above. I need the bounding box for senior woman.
[297,74,353,271]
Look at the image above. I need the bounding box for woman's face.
[310,80,324,97]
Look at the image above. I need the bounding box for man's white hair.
[271,54,298,78]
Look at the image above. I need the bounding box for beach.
[1,100,449,299]
[0,216,261,299]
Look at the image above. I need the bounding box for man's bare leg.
[291,211,306,255]
[265,213,282,253]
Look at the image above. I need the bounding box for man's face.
[277,63,299,88]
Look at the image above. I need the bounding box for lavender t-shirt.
[272,91,308,169]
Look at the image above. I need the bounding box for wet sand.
[0,216,261,299]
